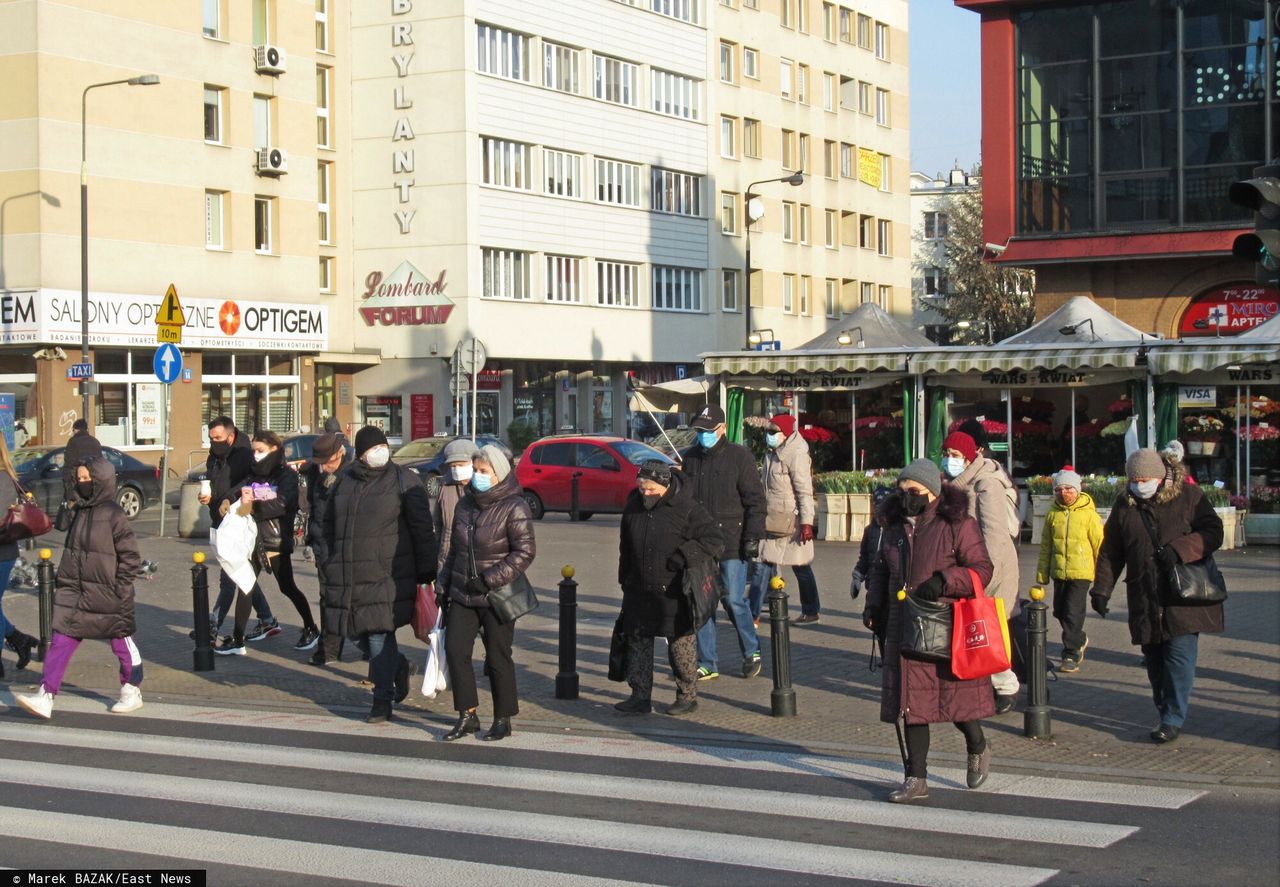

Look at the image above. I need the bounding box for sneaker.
[966,744,991,789]
[15,684,53,720]
[696,667,719,681]
[741,653,762,679]
[214,636,246,656]
[1059,651,1082,674]
[666,697,699,717]
[111,683,144,714]
[614,695,653,714]
[245,618,282,642]
[189,618,218,641]
[294,626,320,651]
[889,776,929,803]
[791,614,821,625]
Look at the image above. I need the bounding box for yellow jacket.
[1036,491,1104,584]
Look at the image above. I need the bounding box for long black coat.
[1093,463,1224,645]
[617,476,724,638]
[441,473,536,609]
[678,436,766,557]
[205,429,254,529]
[218,451,299,556]
[321,461,436,636]
[53,457,142,639]
[304,454,349,565]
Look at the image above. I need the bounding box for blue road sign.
[753,340,782,352]
[66,362,94,380]
[153,343,183,384]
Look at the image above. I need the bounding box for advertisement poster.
[0,394,14,451]
[410,394,433,441]
[135,384,163,441]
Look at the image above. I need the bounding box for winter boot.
[5,629,38,670]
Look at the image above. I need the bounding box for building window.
[721,191,739,234]
[545,255,582,303]
[824,208,837,248]
[720,115,737,158]
[597,260,639,307]
[797,64,810,103]
[825,278,838,317]
[780,59,793,99]
[924,267,950,296]
[823,140,836,178]
[482,248,531,300]
[875,20,889,60]
[782,129,796,169]
[317,160,332,243]
[839,6,853,42]
[596,158,641,207]
[782,274,795,313]
[252,0,269,44]
[722,269,739,312]
[720,41,735,83]
[315,0,329,52]
[924,211,949,240]
[799,203,811,244]
[879,153,891,190]
[253,94,271,148]
[782,201,795,241]
[878,284,890,309]
[743,47,759,79]
[744,118,761,158]
[477,24,530,81]
[797,0,810,32]
[877,218,891,255]
[544,41,580,94]
[876,87,890,125]
[594,54,639,106]
[651,168,701,216]
[203,0,221,39]
[254,196,273,254]
[857,12,872,49]
[205,190,224,249]
[781,0,794,28]
[840,142,853,177]
[860,281,874,303]
[859,213,873,248]
[800,275,811,316]
[799,133,810,172]
[316,66,331,147]
[652,266,702,312]
[744,0,758,8]
[319,256,334,293]
[652,69,700,120]
[544,148,583,198]
[649,0,698,24]
[822,2,835,41]
[481,136,532,190]
[823,72,835,111]
[858,81,871,115]
[203,86,223,143]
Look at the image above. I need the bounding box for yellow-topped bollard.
[1029,585,1045,602]
[556,564,579,699]
[897,589,907,601]
[561,564,575,579]
[769,575,786,590]
[190,547,215,672]
[193,551,206,565]
[38,548,52,561]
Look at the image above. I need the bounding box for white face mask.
[363,445,390,468]
[942,457,966,478]
[1130,479,1160,500]
[450,463,474,483]
[253,450,269,463]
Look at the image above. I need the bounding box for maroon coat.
[866,485,996,726]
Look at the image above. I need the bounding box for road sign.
[753,340,782,352]
[153,343,183,384]
[453,338,487,375]
[66,363,94,380]
[675,364,687,380]
[181,368,193,383]
[156,284,185,343]
[448,375,470,397]
[157,324,182,344]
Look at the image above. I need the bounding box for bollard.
[36,548,54,663]
[555,565,579,699]
[191,551,215,672]
[1024,586,1052,739]
[569,472,582,522]
[766,574,797,717]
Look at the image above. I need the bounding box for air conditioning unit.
[257,147,289,176]
[255,44,287,75]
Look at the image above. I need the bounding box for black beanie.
[354,425,388,458]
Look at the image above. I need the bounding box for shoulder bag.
[0,477,53,543]
[469,516,538,623]
[951,568,1012,679]
[897,531,954,662]
[1138,508,1227,603]
[683,557,727,630]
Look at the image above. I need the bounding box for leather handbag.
[0,480,53,543]
[764,511,797,538]
[900,592,953,662]
[257,517,283,552]
[608,614,627,682]
[469,522,538,623]
[1139,509,1227,603]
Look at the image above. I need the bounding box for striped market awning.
[1148,341,1280,375]
[702,348,912,375]
[910,344,1144,375]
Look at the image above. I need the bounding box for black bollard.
[555,565,579,699]
[36,548,54,663]
[1024,587,1052,739]
[570,472,582,522]
[766,574,797,717]
[191,552,215,672]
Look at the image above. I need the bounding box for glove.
[1156,545,1180,571]
[665,551,686,572]
[1090,593,1109,618]
[911,572,946,603]
[464,575,488,597]
[741,538,761,560]
[798,524,815,543]
[849,572,863,601]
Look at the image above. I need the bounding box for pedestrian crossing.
[0,695,1206,887]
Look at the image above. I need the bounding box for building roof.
[999,296,1146,345]
[795,303,935,350]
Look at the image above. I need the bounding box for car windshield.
[11,448,51,473]
[612,441,673,467]
[394,439,447,461]
[285,437,315,461]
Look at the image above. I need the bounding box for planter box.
[1187,440,1204,455]
[815,493,849,542]
[1030,494,1054,544]
[1215,507,1238,551]
[1244,512,1280,545]
[848,493,873,542]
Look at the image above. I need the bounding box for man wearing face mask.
[680,404,767,680]
[432,438,482,581]
[1092,448,1223,744]
[322,425,438,723]
[304,432,350,666]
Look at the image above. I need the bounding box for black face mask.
[902,492,930,516]
[209,440,231,458]
[76,481,95,501]
[251,450,282,477]
[641,494,662,510]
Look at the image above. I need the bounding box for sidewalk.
[3,514,1277,788]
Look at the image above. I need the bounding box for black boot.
[443,710,480,741]
[5,629,37,671]
[481,717,512,742]
[367,699,393,724]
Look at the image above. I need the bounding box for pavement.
[2,508,1277,790]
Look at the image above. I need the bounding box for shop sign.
[735,372,899,392]
[477,369,502,390]
[359,260,454,327]
[1178,284,1280,337]
[1177,385,1216,408]
[978,369,1092,387]
[1165,366,1275,385]
[410,393,433,439]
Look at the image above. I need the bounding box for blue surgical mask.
[471,473,494,493]
[697,431,719,449]
[765,432,784,449]
[942,457,966,479]
[1129,480,1159,500]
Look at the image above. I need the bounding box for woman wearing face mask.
[432,438,481,581]
[215,430,319,656]
[1091,449,1223,744]
[865,459,995,803]
[440,444,535,742]
[615,460,723,716]
[749,414,820,625]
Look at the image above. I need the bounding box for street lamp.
[836,326,866,348]
[1058,317,1098,342]
[744,173,805,348]
[956,319,994,344]
[80,74,161,422]
[747,328,776,350]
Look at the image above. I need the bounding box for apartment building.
[910,167,976,338]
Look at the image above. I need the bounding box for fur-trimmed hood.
[1122,458,1188,508]
[879,483,970,526]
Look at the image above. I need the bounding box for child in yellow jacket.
[1036,467,1104,673]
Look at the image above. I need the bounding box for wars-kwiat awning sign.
[360,260,454,326]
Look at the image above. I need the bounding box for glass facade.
[1017,0,1279,234]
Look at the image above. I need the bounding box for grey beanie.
[442,438,481,463]
[899,458,943,498]
[478,443,512,482]
[1052,466,1082,491]
[1126,448,1166,481]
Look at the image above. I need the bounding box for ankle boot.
[443,710,480,741]
[5,629,37,670]
[481,717,512,742]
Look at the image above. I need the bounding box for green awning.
[702,349,912,375]
[1148,342,1280,375]
[911,345,1143,375]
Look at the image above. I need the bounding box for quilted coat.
[1035,491,1105,585]
[952,456,1022,617]
[441,473,536,609]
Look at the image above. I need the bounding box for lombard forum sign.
[0,289,328,351]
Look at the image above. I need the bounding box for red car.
[515,435,674,520]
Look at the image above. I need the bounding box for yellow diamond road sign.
[156,283,184,343]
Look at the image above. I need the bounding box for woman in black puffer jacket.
[440,444,535,743]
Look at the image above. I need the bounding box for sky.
[908,0,983,179]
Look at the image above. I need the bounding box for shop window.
[201,352,298,435]
[315,364,335,423]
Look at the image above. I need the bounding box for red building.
[957,0,1280,336]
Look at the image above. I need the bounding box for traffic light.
[1228,163,1280,288]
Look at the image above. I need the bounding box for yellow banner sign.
[857,148,881,188]
[156,324,182,344]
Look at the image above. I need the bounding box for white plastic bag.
[421,609,448,699]
[213,510,258,595]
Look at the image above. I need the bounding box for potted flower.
[844,469,900,541]
[1184,414,1225,456]
[1236,422,1280,485]
[1201,485,1236,550]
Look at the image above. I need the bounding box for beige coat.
[757,432,815,567]
[952,456,1022,615]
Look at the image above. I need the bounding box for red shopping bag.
[411,582,438,643]
[951,568,1012,680]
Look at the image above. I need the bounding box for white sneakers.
[15,685,53,719]
[111,683,143,714]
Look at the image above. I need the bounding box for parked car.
[397,435,504,495]
[11,446,162,519]
[514,435,674,520]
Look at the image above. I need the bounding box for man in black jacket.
[61,419,102,502]
[681,404,767,679]
[305,432,349,666]
[200,417,277,640]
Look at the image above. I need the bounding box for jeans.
[1141,633,1199,729]
[363,630,400,703]
[0,558,15,638]
[212,567,272,630]
[748,562,821,619]
[696,558,758,672]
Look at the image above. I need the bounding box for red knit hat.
[769,414,796,437]
[942,431,978,463]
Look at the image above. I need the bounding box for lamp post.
[956,319,994,345]
[1058,317,1098,342]
[744,173,805,349]
[836,326,865,348]
[80,74,160,422]
[747,328,775,350]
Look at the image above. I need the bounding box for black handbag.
[469,521,538,623]
[608,614,627,682]
[258,516,283,552]
[1138,509,1228,603]
[900,592,953,662]
[683,558,726,630]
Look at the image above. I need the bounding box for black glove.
[849,572,863,601]
[911,572,946,603]
[1090,593,1109,618]
[741,538,761,560]
[1156,545,1180,571]
[464,575,488,597]
[665,551,686,572]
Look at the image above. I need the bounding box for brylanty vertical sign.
[392,0,416,235]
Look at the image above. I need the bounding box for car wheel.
[571,511,593,522]
[522,490,544,520]
[424,471,442,499]
[116,485,143,519]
